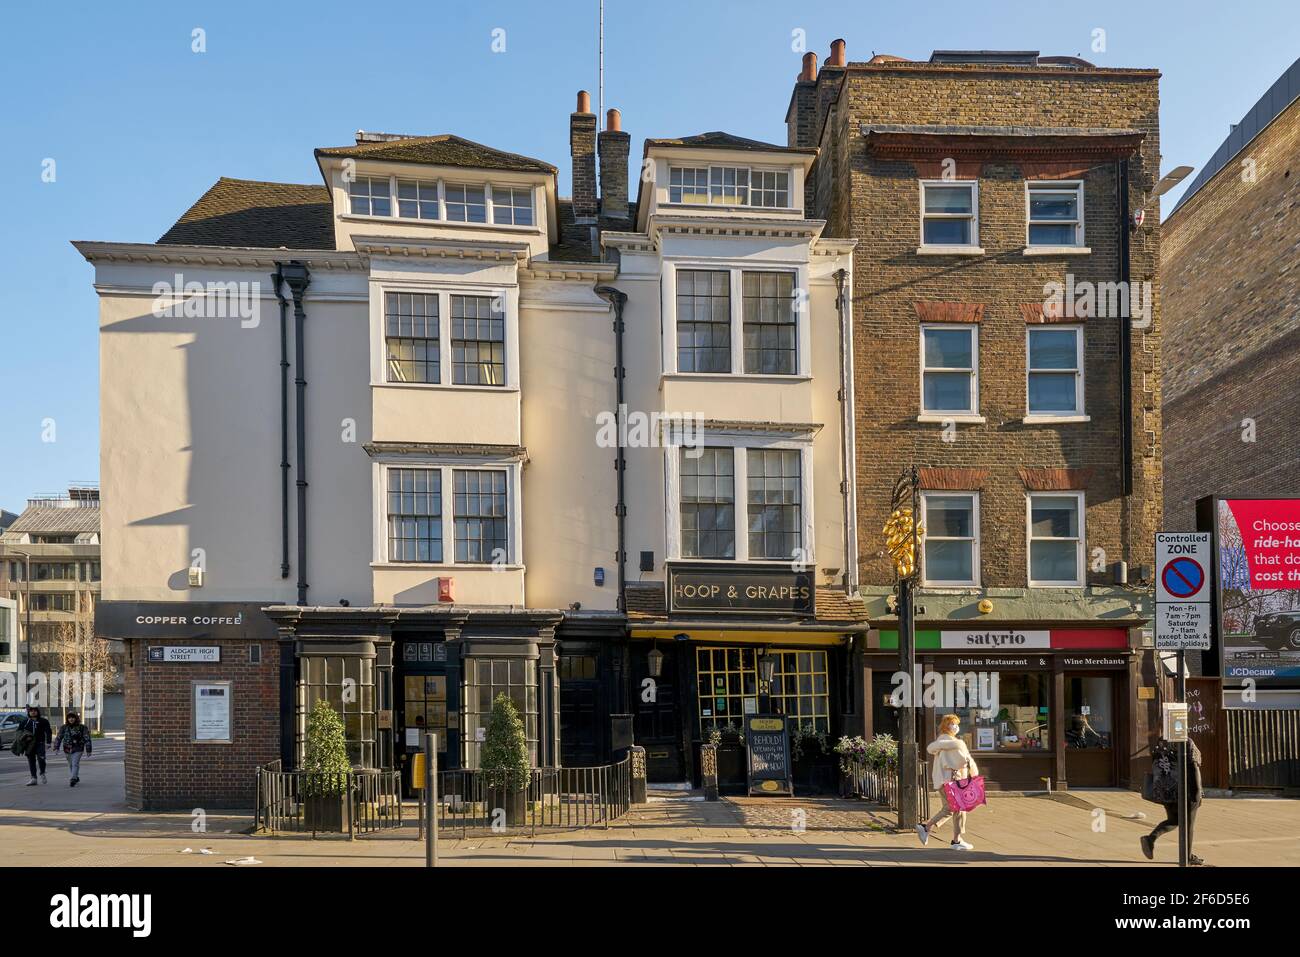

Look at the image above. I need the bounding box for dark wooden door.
[559,653,602,767]
[631,643,684,782]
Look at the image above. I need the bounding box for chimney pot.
[800,52,818,82]
[576,90,592,114]
[606,108,621,132]
[829,38,847,67]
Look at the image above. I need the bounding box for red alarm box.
[438,577,455,603]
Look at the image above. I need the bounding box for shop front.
[864,626,1157,791]
[623,565,868,795]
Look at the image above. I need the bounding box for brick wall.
[807,63,1163,589]
[124,638,279,810]
[1162,96,1300,530]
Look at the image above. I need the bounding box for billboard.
[1213,498,1300,687]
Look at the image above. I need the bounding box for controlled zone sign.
[1156,532,1212,650]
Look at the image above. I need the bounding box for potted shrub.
[301,699,350,832]
[481,693,530,826]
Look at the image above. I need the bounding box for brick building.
[1162,57,1300,708]
[789,43,1165,788]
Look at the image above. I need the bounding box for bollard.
[629,745,648,804]
[425,732,439,867]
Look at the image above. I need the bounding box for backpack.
[1142,744,1178,804]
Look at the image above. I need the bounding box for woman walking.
[1141,737,1205,865]
[916,713,979,850]
[18,705,52,786]
[53,711,92,787]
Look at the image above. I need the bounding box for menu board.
[745,714,793,795]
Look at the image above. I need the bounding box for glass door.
[1064,674,1116,787]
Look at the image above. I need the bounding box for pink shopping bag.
[942,772,987,813]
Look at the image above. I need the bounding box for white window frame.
[374,461,522,568]
[919,180,980,253]
[348,175,392,217]
[1026,491,1086,588]
[666,165,793,209]
[1025,180,1085,249]
[663,432,815,564]
[666,263,810,378]
[919,323,979,418]
[1025,325,1086,421]
[370,282,519,391]
[344,173,540,231]
[920,491,981,587]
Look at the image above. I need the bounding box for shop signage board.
[668,564,814,616]
[941,630,1050,650]
[149,646,221,663]
[1155,532,1212,650]
[744,714,793,795]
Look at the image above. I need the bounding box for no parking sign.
[1155,532,1212,650]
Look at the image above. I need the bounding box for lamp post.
[884,468,923,829]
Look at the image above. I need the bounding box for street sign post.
[1154,531,1211,869]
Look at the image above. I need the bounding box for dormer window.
[668,165,791,209]
[445,183,487,223]
[397,179,439,220]
[349,176,391,216]
[492,186,534,226]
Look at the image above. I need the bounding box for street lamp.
[647,642,664,679]
[757,649,777,691]
[884,467,924,829]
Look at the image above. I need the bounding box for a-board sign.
[745,714,793,796]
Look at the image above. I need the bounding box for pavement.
[2,742,1297,866]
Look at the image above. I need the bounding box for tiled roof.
[157,178,334,249]
[623,582,868,625]
[8,505,100,535]
[645,131,816,155]
[316,134,557,174]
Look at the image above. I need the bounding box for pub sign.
[668,564,815,617]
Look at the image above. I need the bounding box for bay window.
[387,467,442,563]
[746,449,802,561]
[742,271,797,374]
[453,469,508,564]
[680,448,736,559]
[381,464,514,566]
[676,270,732,373]
[450,294,506,386]
[384,292,439,384]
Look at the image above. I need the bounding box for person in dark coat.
[1141,737,1205,865]
[19,705,52,786]
[53,711,92,787]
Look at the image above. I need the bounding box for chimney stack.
[800,52,818,82]
[828,38,847,67]
[599,108,630,223]
[570,90,598,219]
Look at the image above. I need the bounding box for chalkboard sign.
[745,714,793,795]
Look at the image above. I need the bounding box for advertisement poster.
[1216,498,1300,686]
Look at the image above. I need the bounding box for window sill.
[1022,245,1091,256]
[1027,582,1085,589]
[920,582,982,590]
[373,381,519,394]
[371,562,525,571]
[340,214,541,235]
[1022,414,1091,424]
[917,413,985,424]
[658,202,801,215]
[662,372,811,383]
[916,246,985,257]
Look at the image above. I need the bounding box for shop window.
[1065,675,1113,749]
[296,655,377,768]
[463,657,538,768]
[939,670,1050,754]
[680,448,736,559]
[769,650,830,733]
[696,646,757,732]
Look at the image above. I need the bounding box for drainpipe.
[834,268,859,591]
[271,267,290,580]
[277,261,312,605]
[1117,159,1133,500]
[595,285,628,612]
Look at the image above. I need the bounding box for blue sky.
[1,0,1297,512]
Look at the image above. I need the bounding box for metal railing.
[429,755,632,837]
[1227,708,1300,790]
[843,751,931,820]
[255,761,403,837]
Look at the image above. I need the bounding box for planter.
[716,743,747,791]
[792,753,837,795]
[487,786,528,826]
[303,792,347,833]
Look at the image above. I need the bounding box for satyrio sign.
[1201,497,1300,687]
